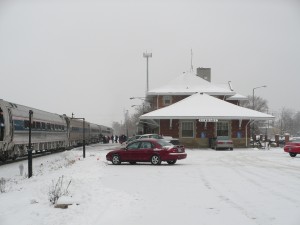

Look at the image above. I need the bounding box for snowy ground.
[0,144,299,225]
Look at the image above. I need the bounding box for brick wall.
[231,120,251,148]
[156,95,188,108]
[160,119,180,138]
[231,120,250,138]
[196,121,215,138]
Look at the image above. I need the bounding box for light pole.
[131,104,145,113]
[252,85,267,146]
[143,52,152,94]
[252,85,267,110]
[130,97,150,109]
[28,110,33,178]
[130,97,146,100]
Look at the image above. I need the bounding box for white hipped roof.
[147,72,236,96]
[140,93,275,121]
[226,93,249,101]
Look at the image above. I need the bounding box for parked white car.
[139,134,180,145]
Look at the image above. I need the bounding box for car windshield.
[156,139,173,147]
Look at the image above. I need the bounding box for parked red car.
[106,138,187,165]
[284,137,300,157]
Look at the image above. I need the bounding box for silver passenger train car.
[0,99,113,161]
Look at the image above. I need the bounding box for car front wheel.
[112,155,121,165]
[151,155,161,165]
[289,153,297,157]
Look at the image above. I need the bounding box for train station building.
[139,69,274,148]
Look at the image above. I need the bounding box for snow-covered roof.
[140,93,275,121]
[226,93,249,101]
[147,72,236,96]
[213,83,248,100]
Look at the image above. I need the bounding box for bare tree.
[240,95,269,135]
[275,108,300,136]
[112,121,122,136]
[240,95,269,112]
[294,112,300,136]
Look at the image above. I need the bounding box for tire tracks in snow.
[197,166,262,225]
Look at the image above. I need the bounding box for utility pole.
[143,52,152,94]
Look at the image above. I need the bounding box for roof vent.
[228,81,234,91]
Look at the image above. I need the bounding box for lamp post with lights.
[252,85,267,146]
[252,85,267,110]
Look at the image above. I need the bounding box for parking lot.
[0,145,299,225]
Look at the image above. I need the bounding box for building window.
[181,121,194,138]
[163,96,172,106]
[217,121,229,137]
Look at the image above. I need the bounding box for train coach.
[0,99,113,161]
[66,119,105,147]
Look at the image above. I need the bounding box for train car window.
[55,124,58,130]
[51,124,54,130]
[42,122,46,130]
[36,122,41,129]
[13,120,24,130]
[47,123,51,130]
[24,120,29,129]
[33,121,36,129]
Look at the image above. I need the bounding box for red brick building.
[139,72,274,148]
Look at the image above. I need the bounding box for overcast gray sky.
[0,0,299,127]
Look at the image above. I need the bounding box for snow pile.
[0,144,300,225]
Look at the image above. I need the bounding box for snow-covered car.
[284,137,300,157]
[210,136,233,150]
[106,138,187,165]
[139,133,180,145]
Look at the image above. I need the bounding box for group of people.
[111,134,127,144]
[102,134,127,144]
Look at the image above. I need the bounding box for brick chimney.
[196,67,211,82]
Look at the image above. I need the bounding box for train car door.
[8,109,13,140]
[0,108,4,141]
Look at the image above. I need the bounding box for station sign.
[198,118,218,122]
